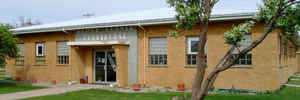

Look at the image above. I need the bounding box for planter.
[15,77,21,81]
[133,83,141,91]
[80,78,85,84]
[177,84,185,91]
[52,80,56,85]
[32,79,37,84]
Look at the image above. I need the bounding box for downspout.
[62,28,72,85]
[137,22,147,85]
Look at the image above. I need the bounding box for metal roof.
[11,8,258,34]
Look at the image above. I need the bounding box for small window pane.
[233,54,252,66]
[36,43,45,56]
[191,41,199,52]
[38,46,43,55]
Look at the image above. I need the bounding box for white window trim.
[187,37,199,54]
[36,43,45,56]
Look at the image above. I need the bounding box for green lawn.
[21,86,300,100]
[0,81,45,94]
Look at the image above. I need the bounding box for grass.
[0,80,45,94]
[21,86,300,100]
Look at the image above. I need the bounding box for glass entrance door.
[94,51,116,83]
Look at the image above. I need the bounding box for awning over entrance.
[67,41,130,46]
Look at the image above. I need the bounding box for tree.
[167,0,300,100]
[0,24,18,68]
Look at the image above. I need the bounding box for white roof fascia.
[12,12,256,34]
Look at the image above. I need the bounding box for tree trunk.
[191,21,208,100]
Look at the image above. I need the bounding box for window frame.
[185,36,207,66]
[15,43,25,66]
[148,37,168,66]
[36,42,45,57]
[187,37,200,55]
[232,54,252,66]
[35,42,46,65]
[56,41,69,65]
[232,34,252,67]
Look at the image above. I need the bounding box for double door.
[94,51,116,83]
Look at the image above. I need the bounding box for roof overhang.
[67,41,130,46]
[12,12,256,35]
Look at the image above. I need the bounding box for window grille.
[186,37,207,66]
[57,42,69,65]
[16,44,24,65]
[232,54,252,65]
[232,34,252,65]
[149,37,167,65]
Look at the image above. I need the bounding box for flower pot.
[52,80,56,85]
[80,78,85,84]
[133,83,141,91]
[177,84,185,91]
[15,77,21,81]
[32,79,37,84]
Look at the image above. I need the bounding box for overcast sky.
[0,0,261,25]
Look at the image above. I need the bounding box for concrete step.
[292,75,300,77]
[284,84,300,88]
[291,79,300,81]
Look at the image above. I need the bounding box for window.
[57,42,69,65]
[233,54,252,65]
[149,37,167,65]
[16,44,25,65]
[232,34,252,66]
[36,42,46,65]
[186,37,207,66]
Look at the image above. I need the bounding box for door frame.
[93,50,116,84]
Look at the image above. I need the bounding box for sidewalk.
[0,84,91,100]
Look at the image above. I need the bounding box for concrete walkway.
[0,84,92,100]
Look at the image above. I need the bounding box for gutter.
[12,12,256,34]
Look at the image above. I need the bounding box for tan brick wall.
[137,21,297,91]
[6,32,73,82]
[6,32,130,85]
[297,53,300,73]
[276,34,298,85]
[114,45,129,86]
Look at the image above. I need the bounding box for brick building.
[6,8,299,91]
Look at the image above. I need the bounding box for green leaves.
[224,21,256,47]
[167,0,212,37]
[227,0,300,47]
[0,24,18,67]
[256,0,300,39]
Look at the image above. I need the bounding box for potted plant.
[133,83,141,91]
[177,83,185,91]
